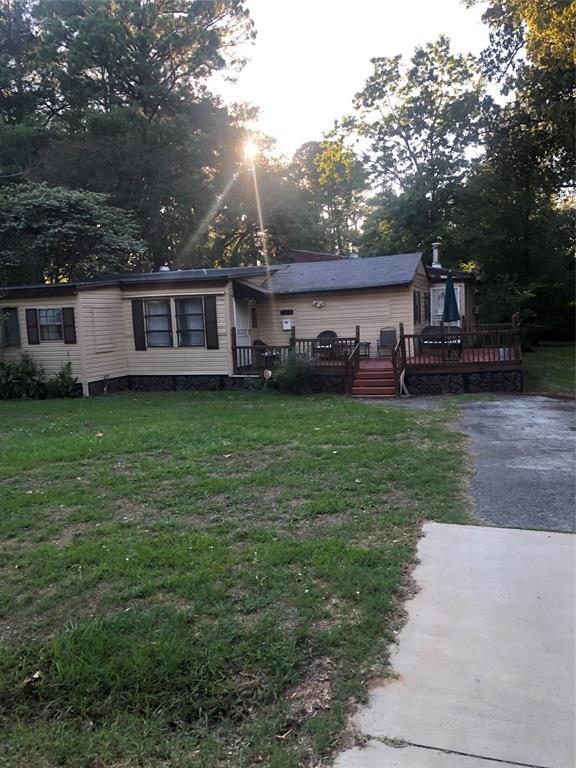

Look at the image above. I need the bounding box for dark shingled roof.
[1,253,425,297]
[259,252,423,294]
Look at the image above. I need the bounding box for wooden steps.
[351,361,397,398]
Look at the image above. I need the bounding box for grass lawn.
[0,391,469,767]
[522,343,575,398]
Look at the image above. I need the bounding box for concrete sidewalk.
[335,523,576,768]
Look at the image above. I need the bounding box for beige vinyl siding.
[78,287,128,384]
[254,285,414,347]
[121,282,232,376]
[0,297,82,377]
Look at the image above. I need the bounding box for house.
[0,249,521,397]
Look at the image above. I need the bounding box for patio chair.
[419,325,463,356]
[315,330,338,360]
[377,327,397,358]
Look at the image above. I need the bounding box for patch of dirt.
[311,595,360,632]
[285,657,334,721]
[113,499,156,523]
[49,521,95,547]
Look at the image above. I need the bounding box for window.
[144,300,172,347]
[431,286,461,326]
[413,291,422,324]
[132,296,218,351]
[175,298,204,347]
[0,307,20,347]
[251,306,258,328]
[38,308,63,341]
[424,292,431,323]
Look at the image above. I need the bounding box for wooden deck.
[405,346,520,373]
[230,320,522,394]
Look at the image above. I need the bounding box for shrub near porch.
[0,392,469,767]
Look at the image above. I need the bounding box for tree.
[193,157,328,267]
[290,140,365,254]
[0,183,148,285]
[31,0,254,125]
[348,36,489,259]
[26,102,245,268]
[467,0,575,189]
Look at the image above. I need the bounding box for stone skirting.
[405,369,523,396]
[87,372,346,396]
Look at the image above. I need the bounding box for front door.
[235,300,252,346]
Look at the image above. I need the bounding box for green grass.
[0,391,469,767]
[523,342,575,398]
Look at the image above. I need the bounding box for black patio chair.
[377,327,397,358]
[315,330,338,360]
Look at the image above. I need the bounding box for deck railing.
[231,320,521,380]
[231,326,359,376]
[401,326,522,369]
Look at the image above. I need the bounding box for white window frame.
[38,308,64,341]
[430,285,461,327]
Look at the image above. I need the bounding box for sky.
[212,0,490,158]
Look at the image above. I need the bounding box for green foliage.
[0,0,254,125]
[522,343,575,398]
[290,140,365,254]
[0,351,47,398]
[268,354,316,394]
[0,182,149,284]
[0,353,78,399]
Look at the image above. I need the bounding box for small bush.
[268,354,315,395]
[46,361,78,398]
[0,353,78,399]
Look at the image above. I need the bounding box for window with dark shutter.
[62,307,76,344]
[1,307,20,347]
[26,309,40,344]
[144,300,173,347]
[132,299,147,350]
[38,308,63,340]
[204,295,219,349]
[175,298,204,347]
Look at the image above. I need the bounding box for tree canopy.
[0,0,573,338]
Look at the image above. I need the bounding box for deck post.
[511,313,521,362]
[231,326,238,374]
[440,321,446,364]
[289,325,296,354]
[399,323,406,366]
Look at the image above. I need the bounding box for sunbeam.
[178,168,241,262]
[250,163,269,266]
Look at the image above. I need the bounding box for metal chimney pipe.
[431,242,442,268]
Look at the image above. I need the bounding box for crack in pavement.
[369,734,557,768]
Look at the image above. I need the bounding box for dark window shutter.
[5,308,20,346]
[204,295,219,349]
[132,299,147,350]
[62,307,77,344]
[26,309,40,345]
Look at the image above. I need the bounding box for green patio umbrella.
[442,270,460,323]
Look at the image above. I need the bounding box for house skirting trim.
[405,369,523,396]
[87,372,346,396]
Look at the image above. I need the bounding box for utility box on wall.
[282,318,292,331]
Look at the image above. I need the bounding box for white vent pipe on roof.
[159,265,170,272]
[431,242,442,269]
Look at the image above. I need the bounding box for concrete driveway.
[335,523,576,768]
[461,396,575,532]
[335,396,575,767]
